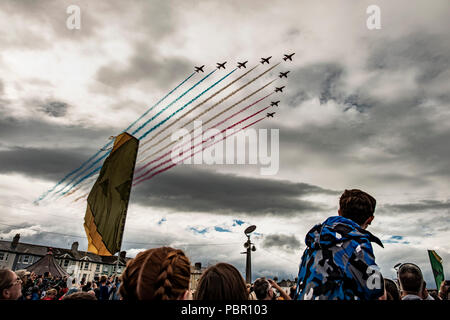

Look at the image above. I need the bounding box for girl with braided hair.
[119,247,192,300]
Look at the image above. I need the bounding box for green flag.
[428,250,444,289]
[84,132,139,256]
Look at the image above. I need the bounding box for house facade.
[0,234,128,281]
[0,234,207,288]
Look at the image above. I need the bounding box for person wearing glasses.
[0,269,23,300]
[295,189,384,300]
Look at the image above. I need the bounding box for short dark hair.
[339,189,376,225]
[398,263,423,294]
[253,278,270,300]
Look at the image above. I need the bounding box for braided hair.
[119,247,191,300]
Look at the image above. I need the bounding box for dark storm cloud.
[0,146,94,181]
[262,234,301,251]
[131,167,338,216]
[38,101,69,118]
[96,42,193,90]
[0,115,115,148]
[0,115,117,181]
[0,0,100,49]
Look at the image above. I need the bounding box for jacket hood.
[305,216,384,250]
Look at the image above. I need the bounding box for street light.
[241,225,256,284]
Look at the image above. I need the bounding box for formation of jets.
[191,54,293,120]
[237,61,248,69]
[193,53,294,72]
[216,62,227,69]
[279,71,290,78]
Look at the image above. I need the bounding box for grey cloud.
[0,146,94,181]
[381,200,450,214]
[39,101,69,118]
[262,234,301,252]
[96,42,193,90]
[131,167,338,216]
[0,0,100,46]
[0,115,115,149]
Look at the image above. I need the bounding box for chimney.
[194,262,202,270]
[119,251,126,260]
[11,233,20,250]
[71,241,79,253]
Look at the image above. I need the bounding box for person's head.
[45,288,57,298]
[380,278,400,300]
[398,263,424,297]
[338,189,376,229]
[194,263,248,300]
[63,291,97,300]
[100,275,107,284]
[15,269,31,283]
[119,247,191,300]
[253,277,274,300]
[0,269,23,300]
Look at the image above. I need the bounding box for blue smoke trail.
[34,72,196,204]
[139,69,236,140]
[61,69,236,197]
[131,70,217,136]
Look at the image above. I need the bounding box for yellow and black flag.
[84,132,139,256]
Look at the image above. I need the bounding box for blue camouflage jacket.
[295,216,384,300]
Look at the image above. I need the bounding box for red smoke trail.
[133,116,266,186]
[135,92,272,175]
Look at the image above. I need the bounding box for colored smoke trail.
[139,65,259,149]
[134,105,270,183]
[137,69,237,141]
[62,69,235,197]
[137,80,275,167]
[35,72,195,203]
[131,70,216,136]
[133,116,266,186]
[136,90,273,173]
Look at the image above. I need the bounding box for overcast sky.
[0,0,449,287]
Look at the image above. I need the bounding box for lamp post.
[241,225,256,284]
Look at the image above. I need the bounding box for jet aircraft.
[283,53,295,61]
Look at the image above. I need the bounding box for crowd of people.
[1,189,449,301]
